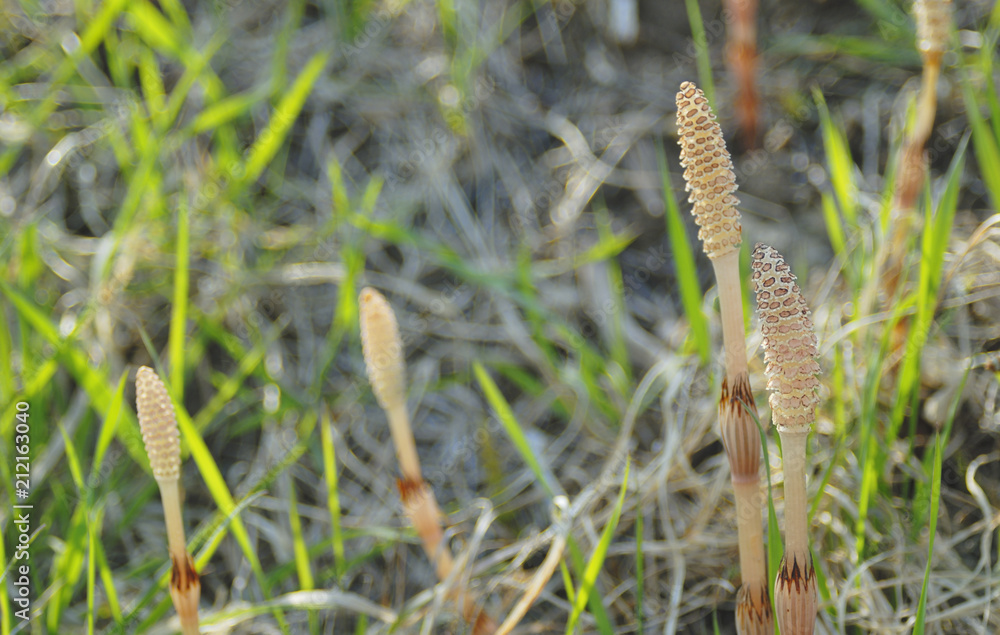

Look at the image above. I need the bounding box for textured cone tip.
[359,287,407,412]
[676,81,741,259]
[136,366,181,481]
[914,0,952,55]
[774,553,818,635]
[750,244,820,432]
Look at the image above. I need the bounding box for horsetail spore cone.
[914,0,952,59]
[750,246,821,433]
[676,80,741,260]
[137,366,182,481]
[751,245,820,635]
[359,286,421,482]
[136,366,201,635]
[677,82,772,635]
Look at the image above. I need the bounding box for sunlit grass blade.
[186,89,266,135]
[890,135,966,442]
[93,373,129,480]
[958,58,1000,212]
[94,537,123,625]
[169,198,190,402]
[0,0,128,173]
[814,88,857,227]
[0,280,148,466]
[854,320,897,559]
[238,50,330,190]
[271,0,307,94]
[913,366,969,534]
[753,406,783,607]
[165,378,289,631]
[138,47,167,129]
[86,504,105,635]
[287,480,319,634]
[565,459,629,635]
[635,504,645,633]
[474,361,614,634]
[682,0,716,108]
[913,435,943,635]
[474,361,556,498]
[655,137,710,364]
[47,432,89,630]
[127,0,185,58]
[321,407,347,578]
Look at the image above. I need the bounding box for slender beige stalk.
[750,244,821,635]
[358,288,496,634]
[883,0,952,304]
[677,81,772,634]
[136,366,200,635]
[899,0,950,211]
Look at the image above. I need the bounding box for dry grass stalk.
[495,496,570,635]
[750,244,821,635]
[358,287,496,634]
[676,81,773,634]
[136,366,201,635]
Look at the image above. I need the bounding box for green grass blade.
[814,87,857,226]
[682,0,715,108]
[92,373,128,480]
[959,59,1000,213]
[94,537,123,624]
[913,435,943,635]
[170,197,190,403]
[239,50,330,190]
[127,0,185,59]
[138,46,167,129]
[473,361,556,498]
[890,134,967,441]
[635,502,645,633]
[321,408,347,578]
[754,407,782,605]
[0,280,148,468]
[186,89,265,135]
[165,379,288,630]
[565,459,630,635]
[86,505,104,635]
[656,136,710,364]
[474,361,614,633]
[288,481,315,590]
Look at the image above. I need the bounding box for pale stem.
[711,249,749,382]
[158,478,200,635]
[387,402,422,483]
[406,486,455,580]
[779,429,810,559]
[734,479,767,586]
[157,478,188,565]
[914,55,940,145]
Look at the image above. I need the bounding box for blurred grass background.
[1,0,999,633]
